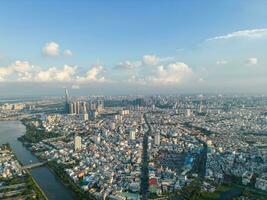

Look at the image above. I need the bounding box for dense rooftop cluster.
[2,94,267,199]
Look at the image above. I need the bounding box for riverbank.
[26,169,48,200]
[0,120,76,200]
[20,139,92,200]
[18,118,60,144]
[17,119,84,199]
[46,161,95,200]
[0,144,47,200]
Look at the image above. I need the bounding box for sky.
[0,0,267,97]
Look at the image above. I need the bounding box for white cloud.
[115,54,170,71]
[149,62,192,84]
[35,65,77,82]
[143,55,159,65]
[0,61,105,83]
[0,61,34,81]
[129,62,193,85]
[42,42,60,56]
[207,28,267,41]
[42,42,73,57]
[114,60,141,70]
[64,49,72,57]
[76,65,105,82]
[245,57,258,65]
[216,60,228,65]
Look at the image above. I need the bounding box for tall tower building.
[74,136,82,151]
[65,88,69,102]
[64,88,70,113]
[80,101,88,121]
[97,99,104,112]
[73,102,77,114]
[89,101,96,111]
[76,101,80,114]
[69,102,74,114]
[82,102,87,113]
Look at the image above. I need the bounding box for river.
[0,120,76,200]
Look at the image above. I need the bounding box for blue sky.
[0,0,267,96]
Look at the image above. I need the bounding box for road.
[140,114,150,200]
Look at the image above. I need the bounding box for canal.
[0,120,76,200]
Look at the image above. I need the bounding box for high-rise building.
[79,101,88,120]
[91,110,98,119]
[94,134,101,144]
[74,136,82,151]
[65,88,69,102]
[64,88,70,113]
[129,129,136,140]
[69,103,74,114]
[89,101,96,111]
[82,102,87,113]
[97,99,104,112]
[154,132,160,146]
[199,104,204,113]
[80,113,89,121]
[73,102,77,114]
[76,101,80,114]
[186,109,191,117]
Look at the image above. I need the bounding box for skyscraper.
[76,101,80,114]
[97,99,104,112]
[65,88,69,102]
[64,88,70,113]
[82,102,87,113]
[69,102,74,114]
[73,102,77,114]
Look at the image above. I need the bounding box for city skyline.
[1,0,267,97]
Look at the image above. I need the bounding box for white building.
[255,177,267,191]
[80,113,89,121]
[74,136,82,151]
[154,132,160,146]
[129,129,136,140]
[94,134,101,144]
[186,109,191,117]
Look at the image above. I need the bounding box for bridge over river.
[21,161,47,170]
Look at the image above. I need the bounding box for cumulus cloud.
[129,62,193,85]
[207,28,267,41]
[149,62,192,84]
[42,42,73,57]
[35,65,77,82]
[63,49,72,57]
[245,57,258,65]
[42,42,60,56]
[76,65,105,82]
[114,54,167,70]
[114,60,141,70]
[0,61,34,81]
[142,55,159,65]
[216,60,228,65]
[0,61,105,83]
